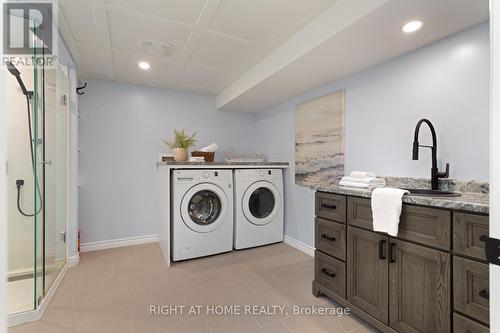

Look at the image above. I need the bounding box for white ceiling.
[56,0,336,95]
[217,0,490,112]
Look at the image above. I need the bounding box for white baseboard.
[67,254,79,267]
[80,234,159,253]
[284,235,314,256]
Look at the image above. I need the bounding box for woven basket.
[191,151,215,162]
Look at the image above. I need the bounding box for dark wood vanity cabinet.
[347,227,389,324]
[389,239,450,333]
[313,192,490,333]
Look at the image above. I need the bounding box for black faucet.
[412,119,449,190]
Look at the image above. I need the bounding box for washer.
[234,169,284,249]
[171,169,233,261]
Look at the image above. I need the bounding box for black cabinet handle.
[389,243,396,263]
[321,234,336,242]
[321,203,337,210]
[479,289,489,300]
[321,268,336,278]
[378,240,386,260]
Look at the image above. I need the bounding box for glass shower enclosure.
[5,13,68,315]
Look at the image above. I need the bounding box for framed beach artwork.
[295,90,345,187]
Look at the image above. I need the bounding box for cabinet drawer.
[315,192,346,223]
[398,205,451,250]
[453,313,489,333]
[348,198,451,250]
[453,213,489,261]
[315,218,346,261]
[314,251,346,298]
[453,257,489,325]
[347,197,373,230]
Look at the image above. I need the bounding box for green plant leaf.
[163,129,197,149]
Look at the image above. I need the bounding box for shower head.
[6,61,21,77]
[4,61,32,97]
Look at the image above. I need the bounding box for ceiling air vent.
[138,40,174,57]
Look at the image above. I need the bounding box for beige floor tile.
[245,292,291,327]
[158,316,211,333]
[212,281,258,305]
[205,313,260,333]
[129,306,181,333]
[271,262,314,287]
[250,321,292,333]
[350,324,380,333]
[245,274,287,297]
[283,315,345,333]
[275,283,331,307]
[77,312,132,333]
[9,242,374,333]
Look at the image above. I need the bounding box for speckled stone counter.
[313,177,489,214]
[157,161,289,167]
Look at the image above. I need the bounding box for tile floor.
[9,243,378,333]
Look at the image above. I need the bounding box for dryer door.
[181,183,229,233]
[242,181,281,226]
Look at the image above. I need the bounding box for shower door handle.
[40,160,52,166]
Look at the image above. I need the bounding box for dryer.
[171,169,233,261]
[234,169,284,249]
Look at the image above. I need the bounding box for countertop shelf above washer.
[156,161,289,169]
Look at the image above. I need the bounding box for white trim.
[80,234,159,253]
[284,235,314,257]
[67,254,79,267]
[489,1,500,332]
[8,263,68,327]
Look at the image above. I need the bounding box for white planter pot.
[173,148,188,162]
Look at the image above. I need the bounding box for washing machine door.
[242,181,281,226]
[181,183,229,233]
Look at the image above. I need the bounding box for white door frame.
[490,1,500,332]
[0,1,7,332]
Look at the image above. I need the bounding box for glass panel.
[188,190,221,225]
[5,15,38,314]
[43,63,68,292]
[249,188,275,219]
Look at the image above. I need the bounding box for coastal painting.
[295,90,345,187]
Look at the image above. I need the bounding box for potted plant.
[163,129,197,162]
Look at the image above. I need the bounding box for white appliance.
[171,169,233,261]
[234,169,284,249]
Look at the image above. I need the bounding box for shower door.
[42,63,68,293]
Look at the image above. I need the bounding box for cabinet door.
[389,239,451,333]
[347,227,389,324]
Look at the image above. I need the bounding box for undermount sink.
[401,188,462,197]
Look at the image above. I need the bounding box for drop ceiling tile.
[175,64,233,92]
[112,49,175,85]
[208,0,324,45]
[58,0,104,44]
[106,0,207,25]
[187,32,266,72]
[107,4,193,59]
[77,42,115,80]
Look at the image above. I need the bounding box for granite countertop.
[313,177,489,214]
[157,161,289,167]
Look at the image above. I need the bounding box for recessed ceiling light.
[402,21,423,33]
[138,61,150,70]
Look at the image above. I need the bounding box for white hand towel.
[350,171,376,178]
[371,188,409,236]
[341,176,384,185]
[199,143,218,152]
[339,180,369,188]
